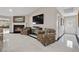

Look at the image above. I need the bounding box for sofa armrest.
[38,30,45,34]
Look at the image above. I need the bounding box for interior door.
[64,16,76,34]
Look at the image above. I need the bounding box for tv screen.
[33,14,44,24]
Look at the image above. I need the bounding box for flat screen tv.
[33,14,44,24]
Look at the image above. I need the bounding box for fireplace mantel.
[14,25,24,33]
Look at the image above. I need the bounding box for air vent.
[64,8,74,13]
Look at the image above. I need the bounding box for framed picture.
[13,16,25,23]
[60,18,64,26]
[60,18,62,25]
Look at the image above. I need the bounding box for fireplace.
[14,25,24,33]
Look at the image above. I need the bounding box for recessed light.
[9,9,13,12]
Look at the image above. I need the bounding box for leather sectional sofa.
[21,27,56,46]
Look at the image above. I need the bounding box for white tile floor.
[0,33,79,52]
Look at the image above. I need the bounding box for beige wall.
[56,13,64,39]
[28,7,58,30]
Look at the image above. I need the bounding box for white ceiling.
[0,7,78,17]
[0,7,39,17]
[56,7,78,17]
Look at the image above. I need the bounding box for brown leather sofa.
[37,28,56,46]
[21,26,42,35]
[21,27,31,35]
[21,27,56,46]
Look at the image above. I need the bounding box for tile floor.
[0,33,78,52]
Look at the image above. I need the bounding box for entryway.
[64,16,77,34]
[57,15,79,48]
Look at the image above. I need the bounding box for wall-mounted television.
[33,14,44,24]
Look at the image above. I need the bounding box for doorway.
[64,16,77,34]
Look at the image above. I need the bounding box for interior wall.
[56,13,64,39]
[77,14,79,35]
[28,7,58,30]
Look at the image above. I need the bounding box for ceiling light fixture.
[9,9,13,12]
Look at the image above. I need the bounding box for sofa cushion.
[44,28,56,34]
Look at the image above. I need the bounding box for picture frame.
[60,18,64,26]
[13,16,25,23]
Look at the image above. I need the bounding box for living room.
[0,7,79,52]
[9,7,57,41]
